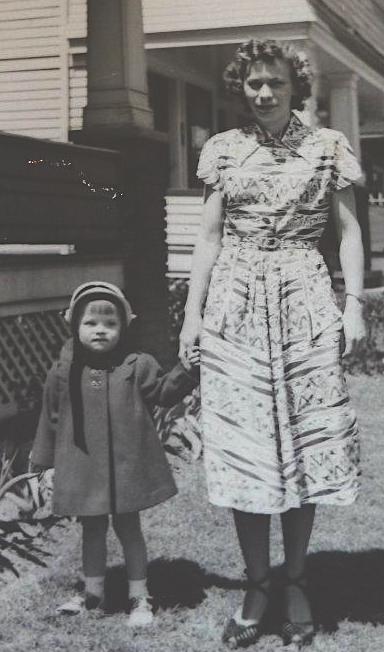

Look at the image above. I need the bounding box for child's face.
[78,300,122,354]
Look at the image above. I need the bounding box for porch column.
[79,0,170,363]
[298,43,320,128]
[329,72,361,159]
[84,0,153,130]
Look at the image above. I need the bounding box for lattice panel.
[0,310,70,420]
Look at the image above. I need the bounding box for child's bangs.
[85,299,119,316]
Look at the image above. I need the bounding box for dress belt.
[217,235,317,338]
[222,234,316,252]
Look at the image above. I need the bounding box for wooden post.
[84,0,153,131]
[79,0,171,363]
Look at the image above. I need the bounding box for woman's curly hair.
[223,39,313,111]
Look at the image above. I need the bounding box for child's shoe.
[56,595,85,615]
[85,593,104,611]
[56,593,104,615]
[126,596,154,627]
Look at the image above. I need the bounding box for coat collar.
[57,338,138,378]
[124,352,138,378]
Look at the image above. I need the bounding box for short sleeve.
[196,135,224,191]
[333,132,363,190]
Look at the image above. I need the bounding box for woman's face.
[243,58,294,132]
[78,300,122,354]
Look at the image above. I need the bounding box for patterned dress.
[197,112,362,514]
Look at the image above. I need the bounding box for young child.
[31,281,199,625]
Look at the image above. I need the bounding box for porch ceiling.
[142,0,316,37]
[145,22,312,50]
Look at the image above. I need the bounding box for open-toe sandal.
[222,575,270,649]
[281,573,315,648]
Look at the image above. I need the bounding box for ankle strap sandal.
[281,573,315,648]
[222,575,270,649]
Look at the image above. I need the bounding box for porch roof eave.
[310,22,384,94]
[144,21,313,49]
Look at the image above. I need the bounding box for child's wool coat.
[31,340,197,516]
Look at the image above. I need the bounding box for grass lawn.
[1,374,384,651]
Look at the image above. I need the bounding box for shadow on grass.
[307,550,384,632]
[103,550,384,633]
[103,557,245,615]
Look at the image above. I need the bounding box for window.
[147,72,170,134]
[186,84,213,188]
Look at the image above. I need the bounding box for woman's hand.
[179,313,203,366]
[342,298,366,356]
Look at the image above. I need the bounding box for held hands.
[179,313,203,370]
[342,297,367,356]
[179,345,200,372]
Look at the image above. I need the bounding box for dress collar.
[241,112,310,144]
[238,112,312,163]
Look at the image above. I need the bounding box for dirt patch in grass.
[1,375,384,651]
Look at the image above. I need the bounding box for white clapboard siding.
[69,65,87,132]
[0,0,66,140]
[67,0,86,38]
[0,38,60,55]
[165,194,203,277]
[0,25,59,37]
[0,0,59,11]
[67,0,87,131]
[0,89,60,101]
[0,17,60,31]
[142,0,314,33]
[23,128,63,139]
[0,57,60,73]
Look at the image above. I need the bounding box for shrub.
[341,289,384,375]
[0,448,57,576]
[168,278,189,348]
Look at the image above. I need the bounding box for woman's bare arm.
[332,185,366,354]
[179,186,223,361]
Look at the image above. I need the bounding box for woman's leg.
[81,514,109,602]
[280,504,316,623]
[233,509,271,621]
[112,512,148,598]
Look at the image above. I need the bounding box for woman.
[179,39,366,648]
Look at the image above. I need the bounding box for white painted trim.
[310,22,384,93]
[59,0,69,141]
[145,22,311,49]
[147,53,216,90]
[0,245,75,255]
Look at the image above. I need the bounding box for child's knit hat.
[65,281,136,328]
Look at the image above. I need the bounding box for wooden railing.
[369,192,384,206]
[165,190,203,277]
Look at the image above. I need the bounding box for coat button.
[89,369,104,388]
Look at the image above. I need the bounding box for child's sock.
[128,578,148,599]
[85,575,105,600]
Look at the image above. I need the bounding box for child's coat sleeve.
[30,364,60,469]
[138,354,199,407]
